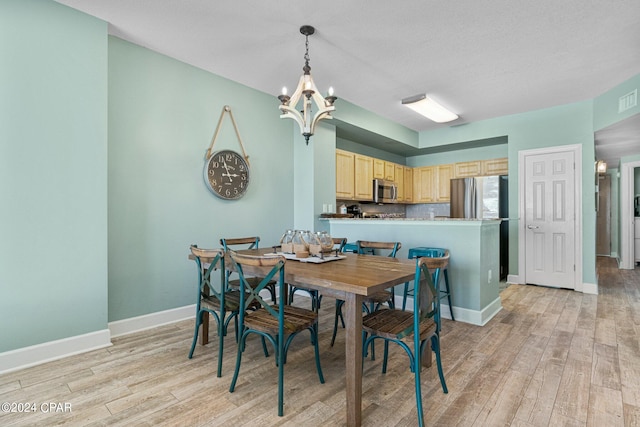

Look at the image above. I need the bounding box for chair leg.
[229,332,246,393]
[443,269,454,321]
[414,352,425,427]
[217,316,224,378]
[331,299,344,347]
[312,325,325,384]
[188,310,202,359]
[382,340,390,374]
[402,281,410,311]
[431,335,448,393]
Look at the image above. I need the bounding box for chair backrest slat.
[220,236,260,250]
[357,240,401,258]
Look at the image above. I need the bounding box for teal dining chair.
[188,246,239,377]
[228,250,325,417]
[362,256,448,427]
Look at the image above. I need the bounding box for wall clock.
[204,149,250,200]
[203,105,251,200]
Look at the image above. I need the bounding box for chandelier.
[277,25,337,145]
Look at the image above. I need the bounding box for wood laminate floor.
[1,257,639,426]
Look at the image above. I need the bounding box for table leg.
[344,292,363,427]
[200,282,210,345]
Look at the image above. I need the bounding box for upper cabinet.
[395,164,405,201]
[454,161,482,178]
[481,158,508,176]
[336,149,355,199]
[413,166,435,203]
[354,154,373,200]
[373,158,385,179]
[384,162,395,181]
[435,164,454,202]
[404,167,413,203]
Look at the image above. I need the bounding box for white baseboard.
[581,281,598,295]
[507,274,521,284]
[0,329,111,375]
[108,304,196,338]
[398,296,502,326]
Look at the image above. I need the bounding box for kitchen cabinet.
[373,158,385,179]
[435,164,454,202]
[336,149,355,199]
[384,162,395,181]
[404,167,413,203]
[454,161,482,178]
[395,164,405,201]
[413,166,435,203]
[354,154,374,200]
[482,158,508,176]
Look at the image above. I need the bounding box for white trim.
[507,274,521,284]
[582,281,598,295]
[109,304,196,338]
[620,161,640,269]
[400,296,502,326]
[518,144,584,292]
[0,330,111,375]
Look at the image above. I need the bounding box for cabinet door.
[384,162,395,181]
[336,150,355,199]
[436,164,454,202]
[354,154,374,200]
[482,158,508,176]
[454,161,482,178]
[395,164,404,201]
[373,158,385,179]
[414,166,434,202]
[404,167,413,203]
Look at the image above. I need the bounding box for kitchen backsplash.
[336,201,451,218]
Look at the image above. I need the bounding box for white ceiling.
[56,0,640,163]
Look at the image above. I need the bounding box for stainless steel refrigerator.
[450,175,509,279]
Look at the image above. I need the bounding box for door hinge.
[573,265,576,271]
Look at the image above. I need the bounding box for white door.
[524,150,576,288]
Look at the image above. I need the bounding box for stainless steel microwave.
[373,178,397,203]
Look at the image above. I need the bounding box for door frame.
[620,160,640,269]
[517,144,583,291]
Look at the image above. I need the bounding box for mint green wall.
[418,101,596,284]
[108,37,294,321]
[334,101,419,148]
[336,138,406,164]
[407,143,508,167]
[0,1,108,352]
[593,74,640,131]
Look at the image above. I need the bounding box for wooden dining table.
[243,248,417,426]
[191,248,417,426]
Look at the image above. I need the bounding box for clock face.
[204,150,250,200]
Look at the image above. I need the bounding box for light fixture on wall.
[277,25,336,145]
[596,160,607,174]
[401,94,458,123]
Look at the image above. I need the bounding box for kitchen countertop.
[320,217,504,221]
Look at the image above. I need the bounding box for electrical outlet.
[323,204,328,213]
[488,270,492,283]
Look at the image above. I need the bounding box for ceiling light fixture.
[402,94,458,123]
[278,25,336,145]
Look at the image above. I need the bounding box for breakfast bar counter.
[323,218,503,325]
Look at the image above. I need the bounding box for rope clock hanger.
[203,105,251,200]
